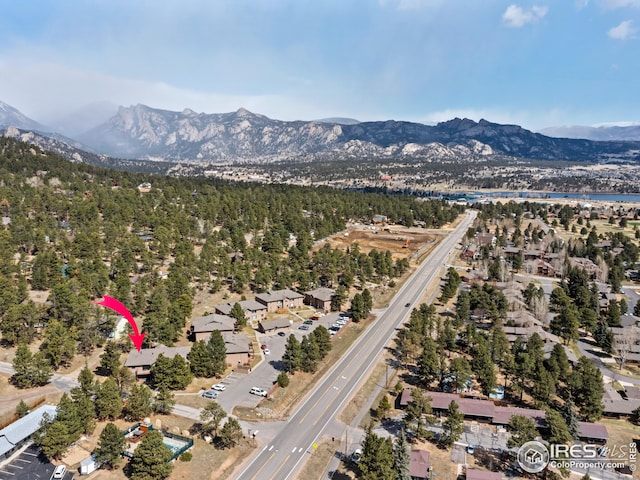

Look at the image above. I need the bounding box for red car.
[261,343,267,350]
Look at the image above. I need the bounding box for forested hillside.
[0,137,463,360]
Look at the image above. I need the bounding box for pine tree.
[206,331,227,377]
[39,421,70,459]
[94,423,126,470]
[351,293,366,321]
[124,384,153,421]
[200,401,227,438]
[188,340,214,377]
[507,415,538,448]
[15,400,29,418]
[283,334,302,373]
[230,302,246,328]
[441,400,465,447]
[376,395,391,420]
[392,429,411,480]
[417,338,439,386]
[12,343,36,388]
[129,430,173,480]
[331,285,347,311]
[154,386,176,415]
[300,335,320,373]
[310,325,332,358]
[218,417,243,449]
[71,363,96,401]
[171,354,192,389]
[99,341,121,377]
[545,408,571,444]
[403,389,433,441]
[561,399,580,439]
[150,354,174,389]
[359,424,395,480]
[362,288,373,316]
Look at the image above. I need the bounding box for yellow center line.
[270,454,291,480]
[250,451,275,480]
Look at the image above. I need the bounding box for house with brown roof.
[222,332,254,367]
[304,287,335,313]
[190,313,236,341]
[577,421,608,444]
[409,449,431,480]
[476,233,496,248]
[258,318,292,334]
[215,300,268,322]
[255,289,304,312]
[124,345,191,380]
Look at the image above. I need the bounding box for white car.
[250,387,268,397]
[212,383,225,391]
[336,318,348,325]
[263,349,271,355]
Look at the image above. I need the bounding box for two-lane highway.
[235,210,476,480]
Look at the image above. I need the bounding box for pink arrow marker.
[93,296,145,352]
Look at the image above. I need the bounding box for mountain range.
[539,124,640,142]
[2,100,640,165]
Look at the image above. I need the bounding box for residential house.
[409,449,431,480]
[215,300,268,322]
[258,318,292,334]
[255,289,304,312]
[124,345,191,380]
[577,422,608,445]
[602,383,640,417]
[399,389,545,427]
[190,313,236,341]
[222,331,254,367]
[475,233,496,248]
[0,405,57,460]
[462,244,480,261]
[304,287,335,313]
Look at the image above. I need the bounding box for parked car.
[277,331,286,337]
[303,319,313,325]
[467,444,475,455]
[261,343,268,350]
[202,390,218,399]
[53,465,67,479]
[250,387,267,397]
[336,318,348,325]
[299,324,310,330]
[212,383,225,391]
[263,349,271,355]
[331,323,342,330]
[350,448,362,463]
[405,302,411,307]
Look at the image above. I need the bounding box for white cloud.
[575,0,590,9]
[608,19,638,39]
[502,4,549,28]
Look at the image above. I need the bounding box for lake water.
[474,191,640,203]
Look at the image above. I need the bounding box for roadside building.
[190,313,236,341]
[215,300,268,322]
[222,331,254,367]
[255,289,304,312]
[577,422,609,445]
[304,287,335,313]
[409,449,431,480]
[258,318,292,334]
[124,345,191,381]
[0,405,57,460]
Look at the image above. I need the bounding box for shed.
[80,454,100,475]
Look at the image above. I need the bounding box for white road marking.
[268,445,274,451]
[292,447,297,453]
[333,386,339,390]
[298,447,303,453]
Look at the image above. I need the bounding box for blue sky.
[1,0,639,130]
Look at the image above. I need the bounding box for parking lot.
[213,311,346,411]
[0,444,74,480]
